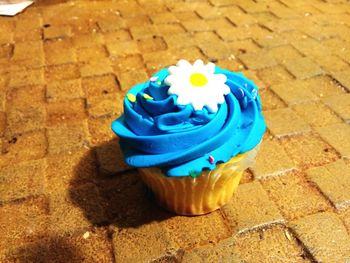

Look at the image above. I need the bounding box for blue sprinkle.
[238,88,245,98]
[251,89,258,100]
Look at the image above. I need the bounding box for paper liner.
[138,146,259,215]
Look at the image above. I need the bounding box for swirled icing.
[112,61,266,177]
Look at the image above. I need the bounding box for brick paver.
[221,181,284,233]
[290,212,350,262]
[1,0,350,261]
[306,160,350,210]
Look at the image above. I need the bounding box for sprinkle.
[83,231,90,239]
[189,170,201,178]
[244,83,248,87]
[238,88,245,98]
[284,229,292,241]
[209,155,215,164]
[150,76,158,82]
[251,88,258,99]
[126,93,136,102]
[157,81,162,85]
[143,93,154,100]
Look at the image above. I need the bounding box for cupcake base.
[138,147,258,215]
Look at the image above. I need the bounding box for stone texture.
[290,212,350,262]
[221,181,284,233]
[264,108,311,137]
[281,133,339,169]
[267,45,303,64]
[306,160,350,210]
[182,237,242,263]
[283,57,324,79]
[303,75,346,98]
[292,38,330,59]
[259,88,286,110]
[44,25,72,39]
[239,51,277,70]
[332,70,350,91]
[80,59,113,77]
[113,223,181,263]
[95,139,130,175]
[340,208,350,233]
[74,33,104,48]
[111,54,144,74]
[82,74,119,97]
[46,79,83,102]
[314,55,350,73]
[251,139,295,179]
[292,101,343,127]
[9,68,45,87]
[315,123,350,158]
[0,111,5,137]
[137,36,167,53]
[44,39,76,65]
[324,94,350,123]
[48,182,106,234]
[3,230,114,263]
[45,63,80,81]
[0,131,47,168]
[271,80,319,105]
[234,225,309,263]
[11,41,44,67]
[227,39,260,55]
[47,99,87,126]
[261,171,331,220]
[88,116,118,146]
[6,85,45,109]
[106,40,139,57]
[46,149,98,190]
[0,197,48,251]
[164,210,230,248]
[0,159,46,203]
[6,105,46,135]
[76,46,108,62]
[87,93,123,118]
[118,68,149,91]
[47,121,89,154]
[257,65,294,87]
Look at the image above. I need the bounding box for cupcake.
[112,59,266,215]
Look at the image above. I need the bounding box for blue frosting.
[111,66,266,177]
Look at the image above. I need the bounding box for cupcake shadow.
[69,139,174,229]
[3,236,80,263]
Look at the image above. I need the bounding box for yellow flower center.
[190,73,208,87]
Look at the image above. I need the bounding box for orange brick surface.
[1,0,350,261]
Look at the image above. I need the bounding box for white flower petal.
[205,62,215,74]
[193,59,204,67]
[222,84,231,94]
[213,73,227,83]
[192,101,204,111]
[176,95,191,105]
[165,59,231,112]
[217,95,225,104]
[167,84,182,94]
[177,59,192,69]
[206,102,218,113]
[164,75,175,85]
[168,65,179,75]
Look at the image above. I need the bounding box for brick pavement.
[0,0,350,262]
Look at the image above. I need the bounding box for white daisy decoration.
[164,59,230,113]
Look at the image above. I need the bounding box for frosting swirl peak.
[112,60,266,176]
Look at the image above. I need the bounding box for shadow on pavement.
[69,139,174,229]
[3,236,80,263]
